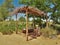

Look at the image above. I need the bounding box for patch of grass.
[41,28,57,38]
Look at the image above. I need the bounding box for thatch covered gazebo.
[10,6,46,41]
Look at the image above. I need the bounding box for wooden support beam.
[46,14,48,28]
[33,16,35,29]
[26,10,28,41]
[16,14,18,34]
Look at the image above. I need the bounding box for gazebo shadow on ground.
[22,29,42,41]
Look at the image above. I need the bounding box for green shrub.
[0,21,26,35]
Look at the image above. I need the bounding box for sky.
[0,0,4,5]
[0,0,24,7]
[0,0,19,6]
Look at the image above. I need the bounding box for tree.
[0,0,14,20]
[49,0,60,23]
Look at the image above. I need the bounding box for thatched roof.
[10,6,46,16]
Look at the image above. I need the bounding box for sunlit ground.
[0,32,60,45]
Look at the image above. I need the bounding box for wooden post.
[33,16,35,29]
[16,14,18,34]
[26,10,28,41]
[46,14,48,28]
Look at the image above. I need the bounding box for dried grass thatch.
[9,6,46,16]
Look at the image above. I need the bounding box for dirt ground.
[0,32,60,45]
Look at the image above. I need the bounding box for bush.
[50,24,60,34]
[41,28,57,38]
[0,22,14,35]
[0,21,26,35]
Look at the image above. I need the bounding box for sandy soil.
[0,33,60,45]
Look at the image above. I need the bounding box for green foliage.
[19,0,51,12]
[50,0,60,23]
[50,24,60,33]
[19,16,26,22]
[18,23,26,30]
[0,0,14,21]
[19,0,60,24]
[0,21,26,34]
